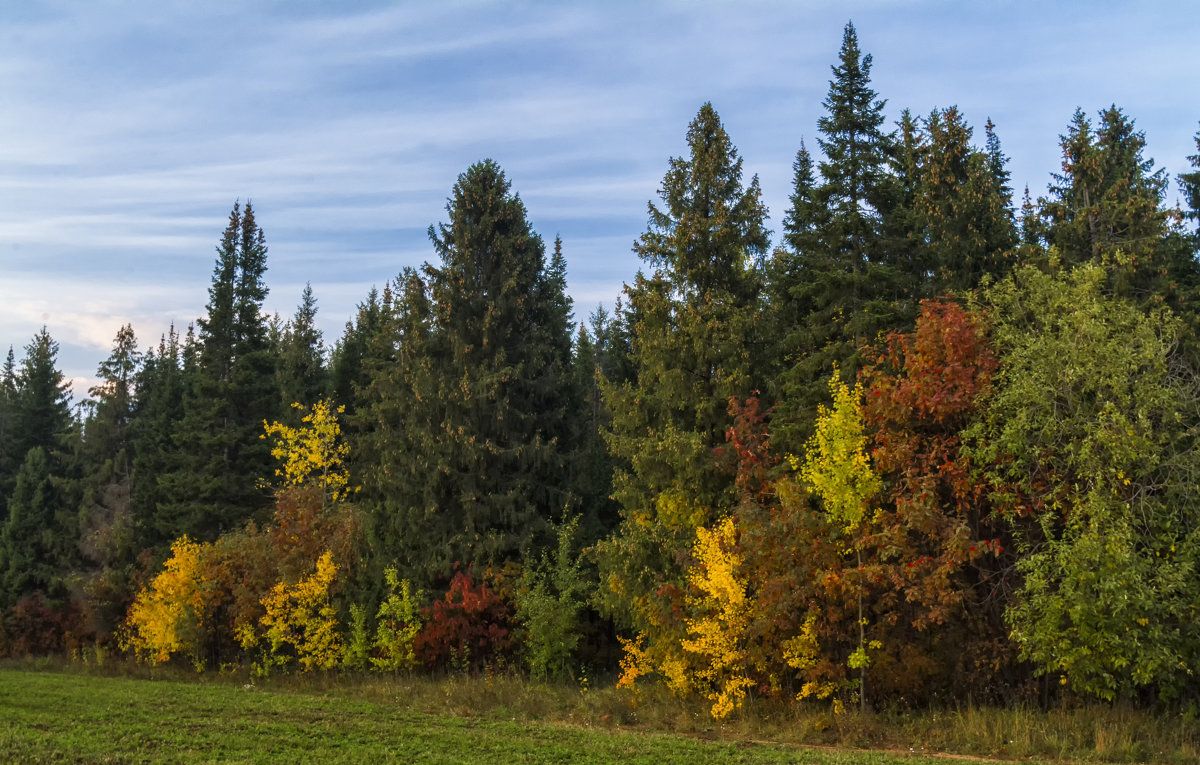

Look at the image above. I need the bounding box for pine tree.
[76,325,142,630]
[596,102,768,632]
[1181,125,1200,228]
[158,202,279,542]
[1040,106,1179,301]
[12,328,73,465]
[0,448,76,609]
[916,107,1016,294]
[0,330,77,611]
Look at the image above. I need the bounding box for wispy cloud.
[2,0,1198,387]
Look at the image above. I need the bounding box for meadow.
[3,661,1199,764]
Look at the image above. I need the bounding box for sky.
[2,0,1198,398]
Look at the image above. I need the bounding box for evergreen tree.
[277,282,326,411]
[330,287,388,420]
[916,107,1017,294]
[1181,125,1200,228]
[0,448,76,609]
[158,203,279,542]
[359,161,576,586]
[772,22,903,456]
[12,328,73,465]
[76,325,142,630]
[0,330,78,611]
[129,325,188,553]
[0,348,18,521]
[596,102,768,631]
[1040,106,1179,301]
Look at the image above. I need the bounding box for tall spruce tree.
[1039,107,1183,302]
[916,107,1017,294]
[358,161,576,587]
[0,348,18,521]
[771,22,902,456]
[76,325,142,624]
[595,102,768,631]
[129,325,188,553]
[158,203,279,542]
[0,329,77,610]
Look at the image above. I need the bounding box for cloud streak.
[1,1,1198,388]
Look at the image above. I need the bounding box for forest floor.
[0,661,1195,763]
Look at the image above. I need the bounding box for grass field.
[2,663,1197,763]
[0,668,968,764]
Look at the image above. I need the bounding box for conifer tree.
[916,108,1017,294]
[772,22,902,456]
[76,325,142,630]
[596,102,768,632]
[0,348,18,521]
[0,330,77,611]
[158,203,279,542]
[359,161,576,586]
[129,325,188,553]
[329,287,387,420]
[11,328,73,466]
[1039,107,1185,302]
[277,283,326,412]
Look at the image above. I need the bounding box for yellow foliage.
[253,551,342,672]
[801,373,880,532]
[617,633,655,690]
[262,399,354,505]
[121,536,211,667]
[681,516,754,720]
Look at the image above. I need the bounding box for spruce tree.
[1039,106,1181,302]
[772,22,902,456]
[129,325,188,553]
[76,325,141,611]
[158,203,279,542]
[0,348,18,521]
[277,282,326,411]
[596,102,768,630]
[0,330,78,610]
[916,108,1017,294]
[359,161,576,587]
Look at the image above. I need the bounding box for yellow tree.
[262,399,352,509]
[681,516,754,719]
[241,550,341,673]
[121,536,212,668]
[799,372,881,710]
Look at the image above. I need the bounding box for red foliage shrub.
[415,569,512,671]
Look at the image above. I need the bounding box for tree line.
[4,22,1200,712]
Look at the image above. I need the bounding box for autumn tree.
[967,262,1200,701]
[800,373,881,710]
[859,300,1018,700]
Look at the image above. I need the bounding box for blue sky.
[2,1,1198,396]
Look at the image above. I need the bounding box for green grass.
[0,667,960,764]
[3,661,1198,763]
